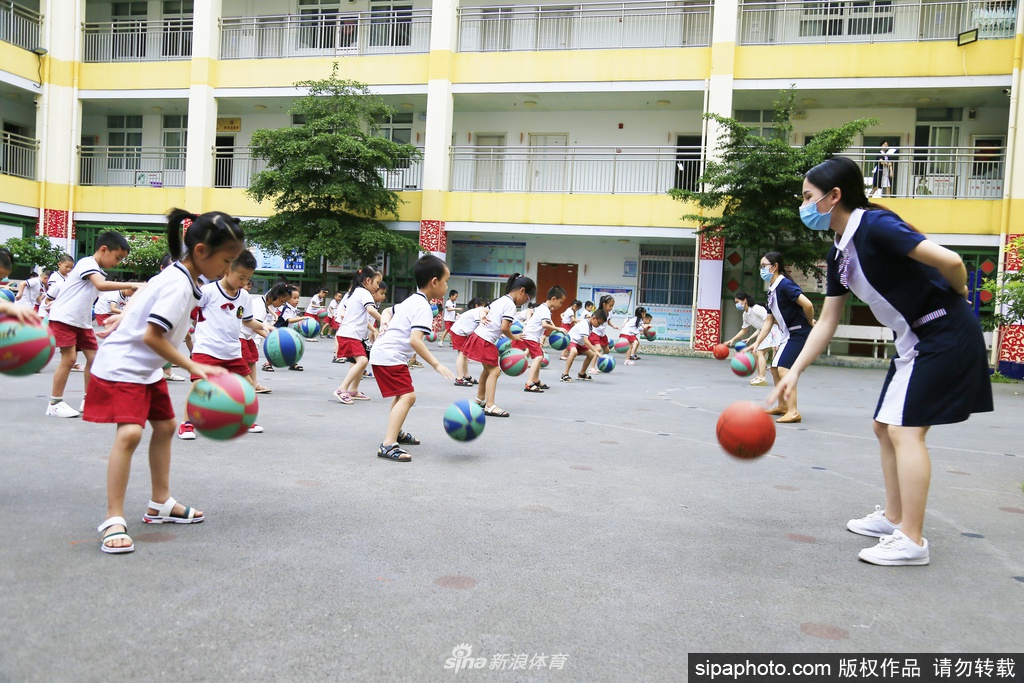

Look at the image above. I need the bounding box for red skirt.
[336,336,368,358]
[511,338,543,359]
[463,333,499,366]
[83,376,175,426]
[588,333,609,347]
[372,364,414,398]
[450,332,467,352]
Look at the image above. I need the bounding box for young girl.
[439,289,459,347]
[589,295,619,355]
[243,282,285,392]
[85,209,244,555]
[517,286,565,392]
[323,291,343,338]
[449,297,487,387]
[332,265,383,405]
[558,300,582,360]
[275,286,305,370]
[561,308,605,382]
[727,291,781,386]
[461,273,536,417]
[619,307,646,365]
[773,155,992,566]
[750,251,815,423]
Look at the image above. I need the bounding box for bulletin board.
[450,241,526,278]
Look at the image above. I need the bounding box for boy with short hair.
[369,255,454,462]
[438,289,459,347]
[46,232,133,418]
[93,284,134,328]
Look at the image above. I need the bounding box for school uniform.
[42,270,66,315]
[589,319,610,348]
[567,319,592,354]
[827,208,992,426]
[305,294,327,318]
[240,294,268,365]
[93,289,128,327]
[619,316,641,343]
[189,281,254,379]
[336,287,375,358]
[443,299,458,332]
[450,307,485,353]
[369,291,433,398]
[84,262,200,426]
[16,277,43,310]
[742,304,782,350]
[514,302,551,359]
[767,276,810,369]
[48,256,105,351]
[560,307,576,331]
[326,299,341,331]
[463,294,517,366]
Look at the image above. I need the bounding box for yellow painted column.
[184,0,222,211]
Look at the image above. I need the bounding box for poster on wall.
[450,240,526,277]
[640,305,692,342]
[576,285,634,317]
[250,244,305,272]
[787,260,827,295]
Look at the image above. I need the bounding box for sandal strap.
[98,515,128,533]
[148,497,177,518]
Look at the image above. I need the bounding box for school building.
[0,0,1022,373]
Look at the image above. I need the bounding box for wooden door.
[536,262,577,332]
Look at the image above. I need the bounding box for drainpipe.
[64,0,83,254]
[36,0,52,239]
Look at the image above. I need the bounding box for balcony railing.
[0,1,41,51]
[1,131,38,180]
[78,146,187,187]
[458,0,712,52]
[211,146,425,191]
[83,19,193,62]
[220,10,432,59]
[842,145,1006,199]
[738,0,1016,45]
[450,145,704,194]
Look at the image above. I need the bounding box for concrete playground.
[1,338,1022,682]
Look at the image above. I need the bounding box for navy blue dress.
[767,276,811,369]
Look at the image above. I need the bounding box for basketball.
[0,289,14,303]
[186,374,259,440]
[734,340,747,352]
[0,319,56,376]
[716,401,776,459]
[548,331,569,351]
[499,347,529,376]
[263,327,305,367]
[496,335,512,354]
[431,303,439,318]
[540,351,549,368]
[596,354,616,373]
[713,343,729,360]
[613,338,630,354]
[426,330,437,343]
[443,399,486,442]
[730,351,756,377]
[293,317,319,338]
[510,321,523,335]
[644,328,657,341]
[316,309,328,320]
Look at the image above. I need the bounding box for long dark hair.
[347,264,380,295]
[763,251,785,275]
[166,208,244,262]
[805,156,920,232]
[504,272,537,299]
[632,306,646,328]
[733,291,757,306]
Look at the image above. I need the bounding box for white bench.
[827,324,895,359]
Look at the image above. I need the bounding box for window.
[370,3,412,47]
[162,115,188,170]
[734,110,775,139]
[375,112,413,145]
[638,244,695,306]
[798,0,893,38]
[298,0,348,50]
[162,0,193,57]
[112,2,147,60]
[291,114,307,126]
[106,115,143,170]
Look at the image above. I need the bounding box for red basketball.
[0,318,56,376]
[712,343,729,360]
[716,401,776,459]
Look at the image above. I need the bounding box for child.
[93,284,134,328]
[178,249,271,440]
[0,247,11,282]
[304,286,329,342]
[46,231,133,418]
[561,308,605,382]
[332,265,383,405]
[560,299,581,332]
[634,313,653,360]
[438,289,459,347]
[450,297,487,387]
[85,209,244,554]
[362,281,388,379]
[0,298,42,324]
[619,307,646,366]
[726,291,780,386]
[275,286,305,370]
[41,253,74,318]
[254,283,290,377]
[323,291,343,338]
[462,273,536,418]
[15,270,47,310]
[368,254,453,462]
[517,286,565,392]
[589,295,619,359]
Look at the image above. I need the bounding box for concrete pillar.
[184,0,222,210]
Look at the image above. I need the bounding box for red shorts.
[512,338,543,359]
[444,320,454,332]
[589,333,609,347]
[372,363,414,398]
[335,336,367,358]
[573,342,590,354]
[94,313,111,327]
[463,333,499,366]
[304,312,321,319]
[83,376,175,426]
[328,318,340,331]
[189,352,252,380]
[619,334,638,343]
[241,338,260,364]
[49,319,98,351]
[561,322,572,331]
[450,332,467,352]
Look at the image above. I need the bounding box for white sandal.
[142,496,204,524]
[98,516,134,554]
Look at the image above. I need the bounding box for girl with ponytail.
[332,264,383,404]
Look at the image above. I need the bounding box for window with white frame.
[106,115,143,170]
[162,115,188,170]
[734,110,776,140]
[638,244,695,306]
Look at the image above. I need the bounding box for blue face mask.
[800,193,834,231]
[759,267,773,282]
[735,302,744,310]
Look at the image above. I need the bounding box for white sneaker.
[46,401,81,418]
[749,377,768,386]
[437,340,443,347]
[247,424,264,434]
[847,505,900,538]
[165,372,186,382]
[858,530,929,566]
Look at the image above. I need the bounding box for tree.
[981,236,1024,331]
[670,89,877,277]
[244,64,421,265]
[119,233,169,280]
[1,236,64,273]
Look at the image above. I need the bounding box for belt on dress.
[912,308,947,329]
[788,325,803,331]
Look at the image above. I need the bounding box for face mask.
[800,193,834,231]
[735,302,745,311]
[759,267,773,282]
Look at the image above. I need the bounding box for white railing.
[458,0,713,51]
[82,19,193,62]
[0,131,38,180]
[78,146,187,187]
[450,145,703,193]
[843,145,1005,199]
[0,1,41,51]
[739,0,1016,45]
[220,10,432,59]
[211,146,425,191]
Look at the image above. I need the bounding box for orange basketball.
[716,401,776,459]
[712,343,729,360]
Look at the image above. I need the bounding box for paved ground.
[1,338,1022,682]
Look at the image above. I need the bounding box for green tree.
[1,236,64,273]
[981,236,1024,331]
[670,89,877,277]
[119,233,169,280]
[244,65,421,265]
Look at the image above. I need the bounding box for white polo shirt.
[338,286,375,340]
[369,291,432,366]
[49,256,105,329]
[333,293,350,324]
[568,319,591,345]
[443,298,458,322]
[523,302,552,343]
[620,316,641,336]
[193,281,253,360]
[473,294,516,344]
[305,293,326,315]
[93,289,128,316]
[91,262,201,384]
[560,308,576,325]
[451,307,486,337]
[16,277,43,308]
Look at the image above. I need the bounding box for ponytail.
[0,247,13,273]
[166,208,244,263]
[633,306,646,328]
[347,264,380,295]
[504,272,537,299]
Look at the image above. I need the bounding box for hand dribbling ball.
[712,343,730,360]
[443,399,486,442]
[499,347,529,376]
[496,335,512,354]
[613,338,630,354]
[596,354,616,373]
[0,318,56,376]
[293,317,320,339]
[186,374,259,440]
[548,331,569,351]
[730,351,756,377]
[510,321,524,335]
[263,327,305,367]
[716,401,776,459]
[644,328,657,341]
[734,340,747,352]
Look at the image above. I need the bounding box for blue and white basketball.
[548,331,569,351]
[293,317,320,338]
[263,327,305,367]
[596,354,616,373]
[734,340,748,352]
[496,335,512,354]
[510,321,523,335]
[443,399,486,442]
[0,289,14,303]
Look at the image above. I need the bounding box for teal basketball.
[540,351,549,368]
[496,335,512,354]
[596,354,616,373]
[0,318,56,376]
[613,338,630,353]
[499,347,530,376]
[426,330,437,343]
[186,374,259,440]
[293,317,320,338]
[0,289,14,303]
[644,328,657,341]
[548,331,569,351]
[431,303,439,318]
[734,340,748,352]
[731,351,756,377]
[443,399,486,442]
[510,321,523,335]
[263,327,305,367]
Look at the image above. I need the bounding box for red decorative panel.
[430,297,443,334]
[693,308,721,351]
[419,220,446,254]
[40,209,74,239]
[698,232,725,261]
[998,324,1024,362]
[1005,233,1023,272]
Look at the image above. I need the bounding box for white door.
[528,133,567,192]
[473,134,505,191]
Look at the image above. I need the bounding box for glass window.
[638,244,695,306]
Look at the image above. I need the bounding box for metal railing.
[82,19,193,62]
[458,0,713,51]
[211,146,425,191]
[78,146,187,187]
[0,1,41,51]
[220,10,432,59]
[842,145,1006,199]
[450,145,703,194]
[738,0,1016,45]
[0,131,38,180]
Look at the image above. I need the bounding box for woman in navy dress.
[772,156,993,567]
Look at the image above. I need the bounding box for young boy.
[438,289,459,347]
[46,231,133,418]
[41,253,74,318]
[561,308,605,382]
[303,286,329,342]
[518,286,565,392]
[93,284,134,328]
[368,255,454,462]
[178,250,271,439]
[276,286,306,369]
[558,300,583,360]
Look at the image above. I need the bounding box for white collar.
[834,208,865,257]
[768,275,784,292]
